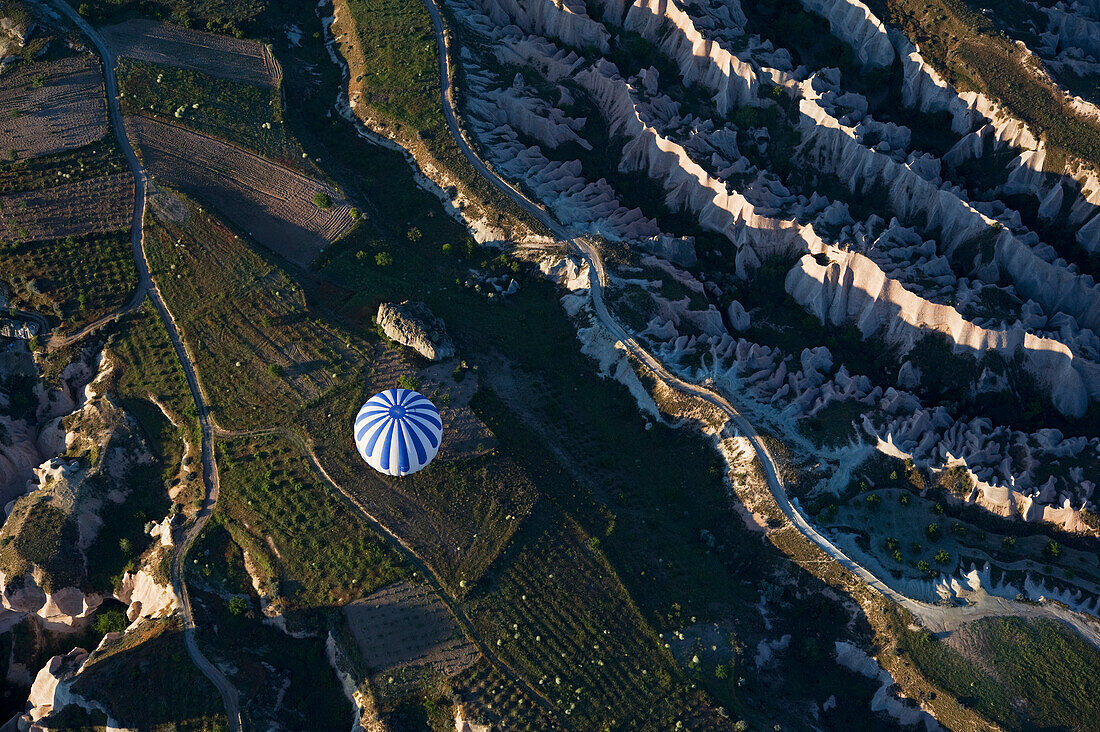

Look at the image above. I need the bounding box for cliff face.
[800,0,894,68]
[621,0,759,114]
[785,247,1100,416]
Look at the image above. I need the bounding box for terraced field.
[0,173,132,243]
[131,116,353,264]
[0,55,109,160]
[102,19,281,88]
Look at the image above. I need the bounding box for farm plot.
[0,229,135,332]
[117,58,306,167]
[0,55,109,160]
[346,580,478,678]
[102,19,281,88]
[462,507,720,730]
[0,173,132,243]
[130,116,353,265]
[214,434,408,608]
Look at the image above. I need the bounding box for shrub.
[925,523,941,541]
[1043,541,1061,561]
[406,226,422,241]
[441,242,454,255]
[349,207,360,220]
[313,192,332,208]
[1002,536,1016,550]
[934,550,951,565]
[397,374,420,391]
[375,251,393,267]
[227,596,248,615]
[93,607,127,635]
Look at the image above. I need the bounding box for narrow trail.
[417,0,1100,648]
[49,2,243,727]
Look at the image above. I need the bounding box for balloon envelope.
[354,388,442,476]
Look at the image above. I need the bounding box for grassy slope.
[116,58,310,170]
[67,617,227,731]
[868,0,1100,168]
[900,617,1100,731]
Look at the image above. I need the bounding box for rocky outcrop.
[621,0,759,114]
[0,352,155,629]
[785,247,1100,416]
[834,641,941,730]
[23,647,91,729]
[576,61,803,271]
[376,301,455,361]
[475,0,610,51]
[800,0,893,68]
[116,568,177,625]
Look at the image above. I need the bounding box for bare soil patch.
[130,116,353,266]
[0,173,132,242]
[101,19,281,88]
[345,580,478,677]
[0,56,108,159]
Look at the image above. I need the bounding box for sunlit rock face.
[445,0,1100,544]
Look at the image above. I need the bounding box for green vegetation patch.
[214,434,408,607]
[0,230,136,332]
[117,58,306,167]
[901,617,1100,730]
[69,616,227,730]
[0,138,127,194]
[0,500,83,592]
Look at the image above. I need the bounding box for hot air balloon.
[353,388,442,476]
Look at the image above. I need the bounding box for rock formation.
[376,301,456,361]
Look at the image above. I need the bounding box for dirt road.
[49,1,243,727]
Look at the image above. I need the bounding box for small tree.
[397,375,420,391]
[1043,540,1062,561]
[406,226,422,241]
[441,242,454,255]
[93,607,127,635]
[313,192,332,209]
[375,251,393,267]
[228,597,248,616]
[934,550,951,565]
[1002,536,1016,551]
[260,314,274,328]
[349,207,360,220]
[267,363,283,379]
[925,523,941,541]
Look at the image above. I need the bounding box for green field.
[213,434,408,608]
[0,229,136,333]
[901,617,1100,730]
[117,58,308,168]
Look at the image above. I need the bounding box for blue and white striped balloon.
[353,388,443,476]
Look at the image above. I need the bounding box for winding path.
[49,2,243,728]
[417,0,1100,648]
